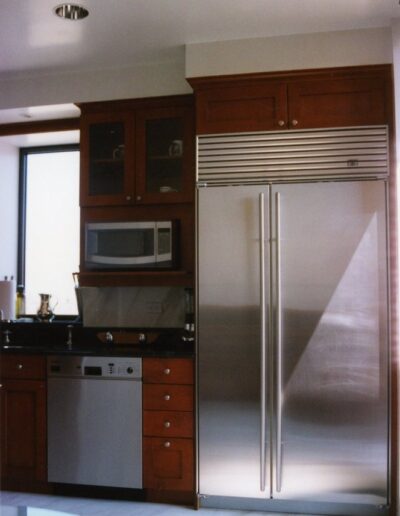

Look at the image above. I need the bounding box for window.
[18,145,80,315]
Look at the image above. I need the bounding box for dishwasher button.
[127,367,133,374]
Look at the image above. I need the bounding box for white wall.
[0,27,393,111]
[185,27,393,78]
[0,56,191,111]
[0,141,19,279]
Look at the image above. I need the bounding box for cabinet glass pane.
[89,122,125,196]
[145,118,183,193]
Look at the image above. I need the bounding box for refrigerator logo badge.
[347,159,359,168]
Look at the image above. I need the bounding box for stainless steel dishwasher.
[47,355,142,488]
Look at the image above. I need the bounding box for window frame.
[17,144,80,291]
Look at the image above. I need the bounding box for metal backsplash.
[79,286,185,328]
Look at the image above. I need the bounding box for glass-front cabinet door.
[80,113,134,206]
[135,106,194,204]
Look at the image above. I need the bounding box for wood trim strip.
[187,64,393,90]
[0,117,80,137]
[78,94,194,115]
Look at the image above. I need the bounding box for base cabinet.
[142,357,194,494]
[143,437,193,491]
[0,355,47,487]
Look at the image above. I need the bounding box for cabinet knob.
[17,364,23,370]
[278,120,285,127]
[0,384,2,388]
[164,441,171,448]
[164,421,171,428]
[291,119,298,126]
[126,195,132,201]
[136,195,142,201]
[164,368,171,375]
[164,394,171,401]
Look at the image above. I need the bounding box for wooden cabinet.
[188,65,393,134]
[79,202,194,287]
[143,357,194,492]
[78,95,195,288]
[0,355,47,487]
[80,96,194,207]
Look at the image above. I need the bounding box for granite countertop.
[0,320,195,358]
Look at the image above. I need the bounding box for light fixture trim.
[54,3,89,21]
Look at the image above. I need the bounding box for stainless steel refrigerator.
[196,128,390,516]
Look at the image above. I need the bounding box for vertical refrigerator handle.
[275,192,283,493]
[259,192,267,492]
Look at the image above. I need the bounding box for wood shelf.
[78,270,194,287]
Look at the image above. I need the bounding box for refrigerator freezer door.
[270,181,389,505]
[198,185,270,499]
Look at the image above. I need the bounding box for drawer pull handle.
[164,394,171,401]
[164,421,171,428]
[17,364,23,370]
[164,368,171,375]
[164,441,171,448]
[278,120,285,127]
[291,119,298,126]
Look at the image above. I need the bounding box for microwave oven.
[84,220,178,270]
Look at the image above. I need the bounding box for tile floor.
[0,491,294,516]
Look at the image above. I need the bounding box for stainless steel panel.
[270,180,389,505]
[197,185,270,498]
[48,375,142,488]
[197,126,389,183]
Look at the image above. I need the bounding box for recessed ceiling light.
[54,4,89,21]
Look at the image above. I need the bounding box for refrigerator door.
[270,181,389,505]
[198,185,270,498]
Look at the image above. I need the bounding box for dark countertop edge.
[0,345,195,359]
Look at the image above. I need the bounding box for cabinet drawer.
[143,384,193,411]
[143,410,193,438]
[143,358,193,385]
[0,355,46,380]
[143,437,194,491]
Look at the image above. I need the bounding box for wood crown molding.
[0,117,80,137]
[187,64,393,90]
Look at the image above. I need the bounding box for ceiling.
[0,0,399,141]
[1,0,399,78]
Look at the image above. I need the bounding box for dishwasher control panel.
[47,355,142,379]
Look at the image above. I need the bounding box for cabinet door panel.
[288,75,389,129]
[143,437,193,490]
[135,105,195,204]
[196,81,287,134]
[80,112,134,206]
[0,379,46,483]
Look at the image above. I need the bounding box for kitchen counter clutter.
[0,320,194,358]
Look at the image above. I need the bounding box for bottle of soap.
[15,285,26,318]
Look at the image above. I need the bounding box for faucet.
[3,330,11,344]
[105,331,113,344]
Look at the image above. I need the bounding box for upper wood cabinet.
[188,65,393,134]
[79,96,195,207]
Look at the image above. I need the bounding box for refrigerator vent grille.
[197,126,389,184]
